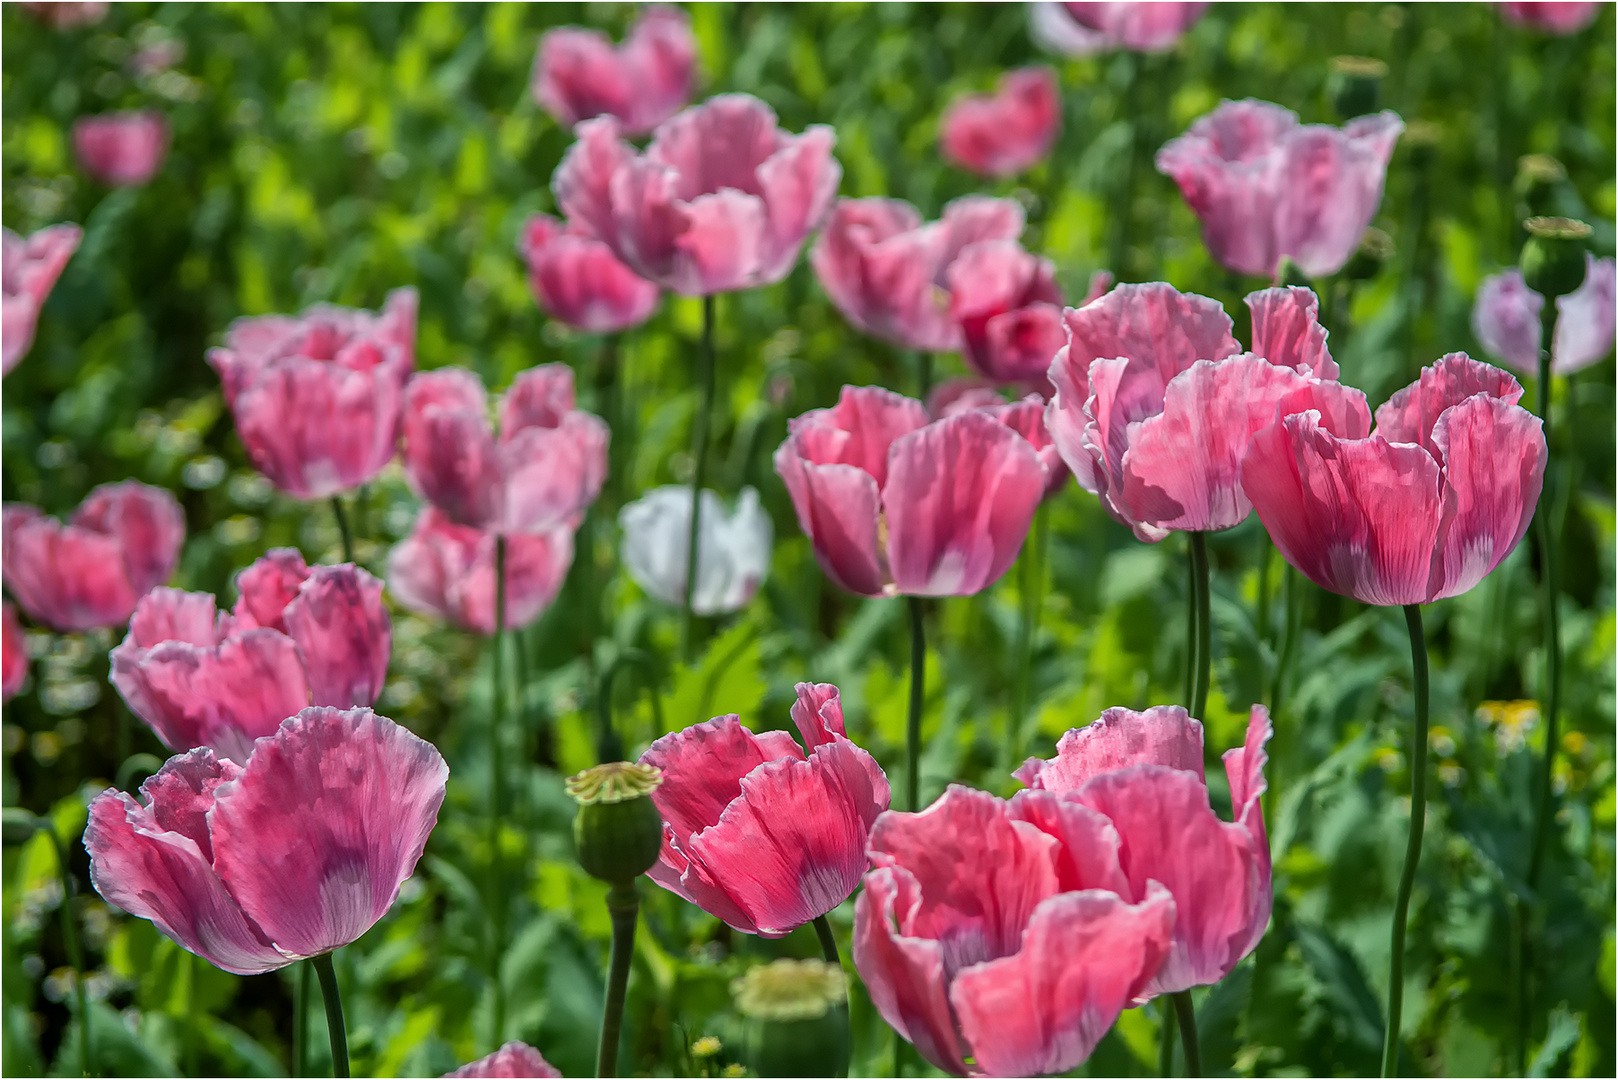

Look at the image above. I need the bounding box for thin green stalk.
[813,914,840,966]
[1381,604,1429,1078]
[1272,565,1301,720]
[294,960,310,1078]
[1189,532,1211,722]
[1008,506,1049,773]
[1108,51,1141,276]
[312,952,349,1079]
[1173,991,1202,1078]
[1527,330,1562,893]
[330,496,354,565]
[906,597,926,812]
[682,295,717,662]
[597,883,640,1078]
[489,534,508,1048]
[50,825,89,1078]
[1183,537,1199,708]
[1159,996,1177,1076]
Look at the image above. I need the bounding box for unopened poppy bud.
[1520,217,1592,300]
[1328,56,1387,119]
[731,958,849,1078]
[1343,227,1395,282]
[568,762,664,885]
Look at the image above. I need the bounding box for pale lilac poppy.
[1472,255,1616,377]
[386,507,573,636]
[3,224,82,375]
[518,213,660,333]
[939,66,1061,179]
[1031,1,1209,55]
[73,110,169,187]
[532,4,697,136]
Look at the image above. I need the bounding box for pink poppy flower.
[1242,353,1547,606]
[531,4,697,137]
[386,507,573,636]
[208,288,416,500]
[1472,255,1616,377]
[1047,282,1369,541]
[1155,99,1404,280]
[1499,1,1604,33]
[20,2,108,28]
[939,66,1061,180]
[73,110,170,188]
[517,213,660,333]
[553,94,841,296]
[640,682,889,937]
[445,1042,562,1079]
[929,387,1070,500]
[947,240,1066,388]
[811,195,1025,354]
[1016,704,1272,996]
[2,481,184,632]
[3,603,27,702]
[774,386,1046,598]
[3,224,82,375]
[84,706,446,975]
[1030,1,1209,55]
[111,550,390,763]
[853,785,1176,1077]
[400,365,607,535]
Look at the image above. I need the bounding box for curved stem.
[1381,603,1429,1078]
[1189,532,1211,722]
[294,960,310,1078]
[1272,565,1301,719]
[311,952,349,1079]
[49,826,90,1078]
[597,883,640,1078]
[595,648,662,762]
[1008,506,1048,772]
[813,914,840,966]
[1173,991,1202,1078]
[330,496,354,565]
[489,535,508,1048]
[682,295,717,663]
[907,597,926,812]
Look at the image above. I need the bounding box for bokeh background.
[2,2,1614,1077]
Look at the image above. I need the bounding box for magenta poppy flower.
[1016,704,1272,996]
[3,224,82,375]
[1155,99,1403,280]
[947,240,1067,388]
[1030,1,1209,55]
[517,213,659,333]
[401,365,607,535]
[774,386,1046,598]
[853,785,1176,1077]
[3,603,27,703]
[1047,282,1369,541]
[553,94,841,296]
[1472,255,1616,377]
[208,288,416,500]
[1499,1,1604,33]
[111,550,390,763]
[445,1042,562,1079]
[939,66,1061,180]
[2,481,184,632]
[811,195,1026,354]
[531,4,697,137]
[386,507,573,636]
[1243,353,1547,606]
[84,706,446,975]
[72,110,169,188]
[641,682,889,937]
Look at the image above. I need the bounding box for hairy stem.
[1382,604,1429,1077]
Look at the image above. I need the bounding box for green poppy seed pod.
[732,958,850,1078]
[1520,217,1592,300]
[1343,227,1395,282]
[568,761,665,885]
[1328,56,1387,119]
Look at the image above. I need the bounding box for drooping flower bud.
[567,762,665,885]
[1520,217,1592,301]
[731,958,850,1078]
[1327,56,1387,119]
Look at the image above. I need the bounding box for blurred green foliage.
[2,2,1614,1077]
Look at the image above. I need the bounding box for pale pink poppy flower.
[641,682,889,937]
[73,110,170,187]
[1155,99,1403,280]
[939,66,1061,179]
[84,706,446,975]
[1472,255,1616,377]
[2,481,184,632]
[553,94,841,295]
[774,386,1046,597]
[532,4,697,136]
[1498,1,1604,33]
[517,213,660,333]
[444,1042,562,1079]
[928,387,1070,499]
[1030,1,1209,55]
[947,240,1066,388]
[400,365,607,535]
[1016,704,1272,997]
[853,784,1176,1077]
[386,507,574,636]
[1046,282,1368,541]
[3,224,82,375]
[1242,353,1546,606]
[111,550,390,763]
[3,603,28,702]
[208,288,416,500]
[811,195,1025,354]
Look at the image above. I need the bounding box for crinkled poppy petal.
[796,385,932,486]
[641,715,804,840]
[401,368,503,530]
[1006,788,1131,897]
[620,5,698,135]
[756,124,842,285]
[671,188,769,295]
[1222,706,1274,962]
[2,512,140,632]
[1373,352,1525,452]
[1246,285,1337,378]
[1058,282,1240,402]
[71,480,186,599]
[646,826,759,934]
[127,587,224,649]
[500,412,610,533]
[443,1040,563,1079]
[501,365,577,434]
[1016,705,1206,792]
[789,680,849,750]
[231,548,311,633]
[773,448,887,598]
[282,565,390,708]
[552,116,633,250]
